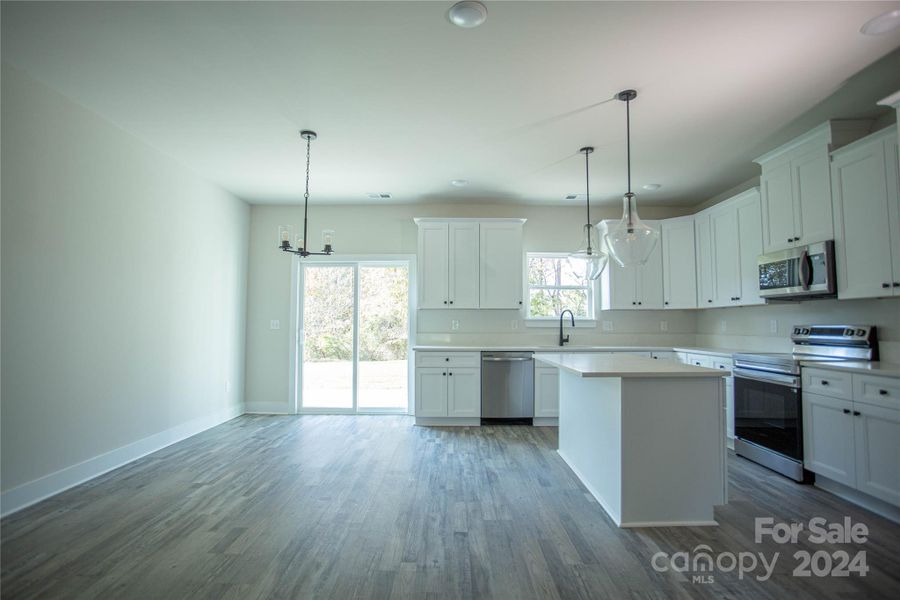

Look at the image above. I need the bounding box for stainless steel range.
[732,325,878,482]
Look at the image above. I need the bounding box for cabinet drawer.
[802,368,852,400]
[854,374,900,410]
[686,354,715,368]
[712,358,733,373]
[415,352,480,368]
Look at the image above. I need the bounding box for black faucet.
[559,309,575,346]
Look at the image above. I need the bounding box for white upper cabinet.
[417,222,450,309]
[448,222,479,308]
[755,120,872,253]
[697,188,763,308]
[416,219,525,310]
[734,189,764,305]
[694,212,714,308]
[479,221,525,309]
[598,220,662,310]
[661,217,697,309]
[830,127,900,299]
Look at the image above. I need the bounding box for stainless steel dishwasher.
[481,352,534,419]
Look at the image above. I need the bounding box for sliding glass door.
[299,261,410,414]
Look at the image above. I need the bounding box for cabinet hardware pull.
[444,300,448,304]
[445,358,449,362]
[449,300,453,304]
[821,380,829,385]
[787,238,792,243]
[853,411,861,416]
[708,299,712,303]
[894,283,900,287]
[449,372,453,376]
[518,301,523,305]
[442,372,446,376]
[664,301,669,305]
[843,409,851,414]
[638,302,642,305]
[879,389,888,395]
[882,283,891,288]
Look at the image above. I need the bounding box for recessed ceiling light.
[861,8,900,35]
[448,1,488,29]
[565,194,579,200]
[642,183,662,191]
[450,179,469,187]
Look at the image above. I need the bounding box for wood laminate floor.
[2,415,899,599]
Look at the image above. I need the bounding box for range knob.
[856,328,866,337]
[845,328,855,337]
[793,327,801,335]
[802,328,811,335]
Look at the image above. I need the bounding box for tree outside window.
[526,253,594,319]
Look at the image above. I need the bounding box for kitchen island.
[535,352,729,527]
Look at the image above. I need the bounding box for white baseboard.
[0,404,244,518]
[815,476,900,525]
[244,402,292,414]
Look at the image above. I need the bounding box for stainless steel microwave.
[758,241,836,300]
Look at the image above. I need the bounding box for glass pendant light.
[569,146,608,280]
[603,90,659,267]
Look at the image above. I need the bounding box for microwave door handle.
[799,249,811,290]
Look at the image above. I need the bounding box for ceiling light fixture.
[861,8,900,35]
[569,146,608,281]
[602,90,660,268]
[448,1,488,28]
[450,179,469,187]
[278,130,335,257]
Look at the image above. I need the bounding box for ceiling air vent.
[565,194,580,200]
[367,192,392,199]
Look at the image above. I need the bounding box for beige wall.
[1,64,250,497]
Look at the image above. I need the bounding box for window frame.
[524,252,598,326]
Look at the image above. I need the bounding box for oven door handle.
[733,367,800,389]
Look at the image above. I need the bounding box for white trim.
[245,402,292,414]
[877,90,900,109]
[524,252,596,320]
[0,404,243,517]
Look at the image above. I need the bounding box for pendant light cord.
[302,134,311,253]
[625,97,634,229]
[584,149,592,253]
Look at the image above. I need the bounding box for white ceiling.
[3,1,900,207]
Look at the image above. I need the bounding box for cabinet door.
[661,219,697,308]
[636,230,664,309]
[886,139,900,295]
[479,222,523,309]
[534,366,560,418]
[694,213,715,307]
[418,223,449,309]
[448,222,479,308]
[761,160,797,252]
[709,206,740,306]
[415,368,448,417]
[831,138,895,299]
[735,190,764,305]
[792,146,833,246]
[802,392,855,486]
[448,367,481,417]
[604,260,637,309]
[853,403,900,506]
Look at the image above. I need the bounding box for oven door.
[733,368,803,461]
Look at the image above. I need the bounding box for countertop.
[413,345,739,357]
[534,352,729,378]
[800,361,900,378]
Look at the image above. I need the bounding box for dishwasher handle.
[482,357,532,362]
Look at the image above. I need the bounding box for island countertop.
[535,352,728,378]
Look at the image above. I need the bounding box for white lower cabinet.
[415,352,480,421]
[650,351,679,361]
[712,358,735,443]
[803,369,900,507]
[803,392,856,486]
[447,368,480,417]
[534,365,560,419]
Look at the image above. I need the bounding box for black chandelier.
[279,130,334,257]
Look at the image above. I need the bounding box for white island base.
[538,353,728,528]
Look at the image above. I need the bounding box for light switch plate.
[602,321,614,332]
[720,320,727,333]
[270,319,281,330]
[660,320,668,332]
[770,319,778,334]
[510,320,518,330]
[451,319,460,331]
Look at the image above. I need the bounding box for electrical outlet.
[770,319,778,334]
[602,320,614,332]
[511,320,519,330]
[660,320,668,332]
[270,319,281,330]
[720,320,727,333]
[451,319,460,331]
